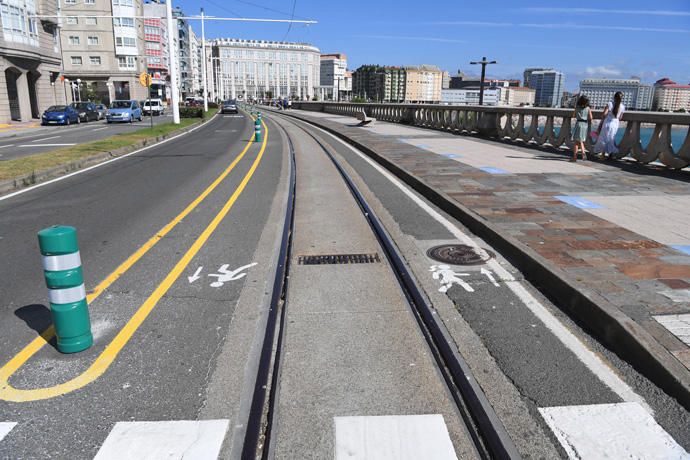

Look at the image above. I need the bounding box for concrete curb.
[277,109,690,412]
[0,114,215,197]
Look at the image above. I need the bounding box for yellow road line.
[0,118,265,402]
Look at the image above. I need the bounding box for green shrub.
[179,107,203,118]
[208,102,219,109]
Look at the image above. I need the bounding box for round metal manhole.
[427,244,494,266]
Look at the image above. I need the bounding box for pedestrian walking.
[571,95,593,162]
[593,91,625,159]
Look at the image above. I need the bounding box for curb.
[0,114,215,197]
[277,109,690,412]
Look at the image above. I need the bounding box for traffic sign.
[139,72,152,87]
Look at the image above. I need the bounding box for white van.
[143,99,165,116]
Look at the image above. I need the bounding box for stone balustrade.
[291,102,690,169]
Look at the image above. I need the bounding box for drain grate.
[297,253,381,265]
[427,244,494,265]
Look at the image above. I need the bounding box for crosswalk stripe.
[0,422,17,442]
[93,420,229,460]
[334,414,457,460]
[539,403,688,459]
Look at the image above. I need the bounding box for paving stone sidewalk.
[284,109,690,393]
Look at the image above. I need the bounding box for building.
[441,70,450,89]
[441,88,501,106]
[488,79,520,88]
[523,67,551,87]
[172,7,192,98]
[449,70,479,89]
[188,25,201,96]
[653,78,690,112]
[0,0,65,123]
[404,65,442,103]
[59,0,148,104]
[210,38,320,101]
[319,53,347,101]
[579,78,653,110]
[143,0,169,101]
[352,65,405,102]
[528,70,564,107]
[503,86,535,106]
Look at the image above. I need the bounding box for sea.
[547,126,688,150]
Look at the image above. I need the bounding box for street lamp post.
[200,8,208,112]
[469,56,497,106]
[166,1,180,124]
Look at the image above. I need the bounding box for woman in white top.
[594,91,625,159]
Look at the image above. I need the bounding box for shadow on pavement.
[14,304,58,350]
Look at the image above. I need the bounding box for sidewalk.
[0,120,43,138]
[284,109,690,409]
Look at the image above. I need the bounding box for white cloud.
[353,34,466,43]
[524,8,690,17]
[585,66,623,77]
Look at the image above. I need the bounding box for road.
[0,108,688,459]
[0,113,175,160]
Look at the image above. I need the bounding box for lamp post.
[76,78,82,102]
[469,56,497,106]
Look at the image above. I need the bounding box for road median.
[0,111,218,196]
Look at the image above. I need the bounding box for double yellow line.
[0,118,269,402]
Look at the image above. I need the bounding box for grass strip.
[0,114,213,181]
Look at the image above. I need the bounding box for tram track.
[241,111,520,459]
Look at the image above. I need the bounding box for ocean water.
[544,125,688,151]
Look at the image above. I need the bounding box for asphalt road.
[0,111,285,458]
[271,112,690,458]
[0,113,175,161]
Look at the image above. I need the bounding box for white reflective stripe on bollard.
[48,284,86,305]
[42,251,82,272]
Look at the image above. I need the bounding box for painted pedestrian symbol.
[207,262,257,287]
[430,264,474,293]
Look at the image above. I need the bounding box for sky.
[172,0,690,91]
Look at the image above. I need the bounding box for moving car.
[106,100,143,123]
[70,102,99,122]
[221,100,238,114]
[143,99,165,116]
[41,105,80,125]
[95,104,107,120]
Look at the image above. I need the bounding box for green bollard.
[37,226,93,353]
[254,118,262,142]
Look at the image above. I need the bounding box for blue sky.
[173,0,690,91]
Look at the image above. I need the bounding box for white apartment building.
[503,87,536,106]
[188,25,201,96]
[404,65,442,103]
[441,88,501,106]
[209,38,320,101]
[654,78,690,112]
[319,53,348,101]
[579,78,653,110]
[60,0,147,103]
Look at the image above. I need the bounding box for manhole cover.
[427,244,494,265]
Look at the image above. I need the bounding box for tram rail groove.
[243,111,521,459]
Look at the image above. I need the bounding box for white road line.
[19,143,76,147]
[94,420,229,460]
[92,127,108,131]
[334,415,457,460]
[0,422,17,442]
[539,403,688,459]
[30,135,61,143]
[312,121,652,413]
[0,113,215,202]
[0,144,15,149]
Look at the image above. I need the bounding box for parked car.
[221,100,238,114]
[70,102,99,122]
[106,100,142,123]
[143,99,165,116]
[41,105,80,125]
[95,104,107,120]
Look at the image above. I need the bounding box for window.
[90,56,101,65]
[115,36,136,47]
[88,35,99,45]
[85,16,97,25]
[85,0,95,4]
[66,16,78,24]
[69,35,79,45]
[145,42,159,50]
[144,25,158,35]
[64,0,76,4]
[113,17,134,27]
[113,0,134,5]
[118,56,136,69]
[71,56,83,65]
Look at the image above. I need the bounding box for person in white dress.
[594,91,625,159]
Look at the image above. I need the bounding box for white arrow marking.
[481,268,500,287]
[188,266,203,284]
